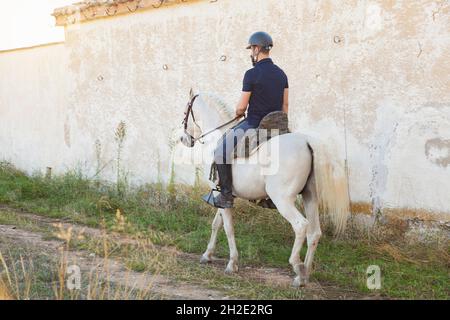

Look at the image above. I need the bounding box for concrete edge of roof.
[52,0,204,26]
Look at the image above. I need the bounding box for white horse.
[179,90,350,287]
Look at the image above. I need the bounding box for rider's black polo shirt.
[242,58,289,126]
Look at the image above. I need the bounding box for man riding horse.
[181,34,349,284]
[202,31,290,209]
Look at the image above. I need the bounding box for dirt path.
[0,205,375,299]
[0,224,228,300]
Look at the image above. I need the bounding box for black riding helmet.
[246,31,273,51]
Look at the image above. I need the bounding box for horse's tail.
[306,137,350,236]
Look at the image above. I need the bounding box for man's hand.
[236,109,245,118]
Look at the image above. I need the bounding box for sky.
[0,0,75,50]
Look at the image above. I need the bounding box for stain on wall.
[425,138,450,168]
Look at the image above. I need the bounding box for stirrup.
[202,189,217,205]
[202,189,233,209]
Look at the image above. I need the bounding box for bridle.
[182,94,201,146]
[182,94,241,147]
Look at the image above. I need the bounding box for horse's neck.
[198,106,223,132]
[195,95,234,175]
[197,95,233,139]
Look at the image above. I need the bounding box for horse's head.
[180,89,203,148]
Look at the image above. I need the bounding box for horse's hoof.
[224,262,238,274]
[224,267,237,274]
[292,276,307,288]
[298,263,308,279]
[200,255,212,264]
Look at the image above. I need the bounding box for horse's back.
[258,132,311,160]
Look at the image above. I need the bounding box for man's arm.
[235,91,252,117]
[282,88,289,114]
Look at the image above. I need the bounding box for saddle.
[233,111,290,159]
[208,111,290,209]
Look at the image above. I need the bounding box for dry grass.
[0,220,158,300]
[52,222,157,300]
[374,244,422,265]
[0,280,13,300]
[0,251,32,300]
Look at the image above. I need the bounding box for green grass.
[0,161,448,299]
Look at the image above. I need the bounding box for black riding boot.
[202,164,234,208]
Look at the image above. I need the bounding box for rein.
[183,94,241,145]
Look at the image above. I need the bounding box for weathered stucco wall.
[0,43,70,171]
[1,0,449,222]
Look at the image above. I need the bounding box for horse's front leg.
[222,208,239,273]
[200,209,223,264]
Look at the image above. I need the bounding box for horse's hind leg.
[269,190,309,287]
[200,209,223,264]
[302,174,322,283]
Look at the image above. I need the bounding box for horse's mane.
[199,92,234,120]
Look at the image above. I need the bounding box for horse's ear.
[189,88,194,99]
